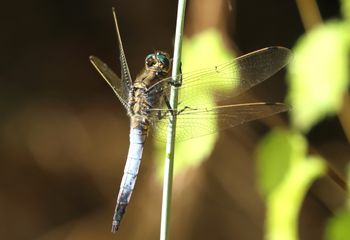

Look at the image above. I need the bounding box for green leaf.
[324,164,350,240]
[342,0,350,20]
[256,129,326,240]
[256,129,307,196]
[287,21,350,132]
[325,211,350,240]
[154,29,235,179]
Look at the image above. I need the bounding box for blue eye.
[145,53,155,61]
[156,53,170,68]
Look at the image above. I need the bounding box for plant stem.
[160,1,187,240]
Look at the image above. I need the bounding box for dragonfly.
[90,8,291,233]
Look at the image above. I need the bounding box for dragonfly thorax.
[127,51,171,129]
[129,75,168,129]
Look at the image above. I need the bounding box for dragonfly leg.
[177,106,198,115]
[163,95,177,117]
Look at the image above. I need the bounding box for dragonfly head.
[145,51,171,76]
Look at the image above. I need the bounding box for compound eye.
[145,54,156,67]
[156,53,170,71]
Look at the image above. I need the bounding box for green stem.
[160,1,187,240]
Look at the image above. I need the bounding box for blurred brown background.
[0,0,347,239]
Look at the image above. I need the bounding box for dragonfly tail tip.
[111,203,127,233]
[111,221,119,233]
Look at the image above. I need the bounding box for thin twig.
[160,0,187,240]
[295,0,322,30]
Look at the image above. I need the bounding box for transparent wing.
[89,8,133,110]
[90,56,130,109]
[148,46,291,109]
[151,102,289,142]
[112,8,133,92]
